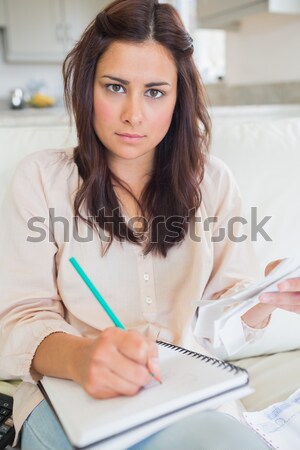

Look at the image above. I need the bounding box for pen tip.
[151,373,162,384]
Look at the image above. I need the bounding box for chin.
[108,147,154,161]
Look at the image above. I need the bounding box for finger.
[146,338,159,361]
[274,305,300,313]
[94,343,151,387]
[119,331,161,382]
[87,366,143,399]
[110,354,152,387]
[260,292,300,306]
[277,278,300,292]
[119,329,150,365]
[264,259,284,276]
[98,327,148,365]
[122,332,161,382]
[146,340,161,381]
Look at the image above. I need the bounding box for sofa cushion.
[0,380,20,396]
[233,348,300,411]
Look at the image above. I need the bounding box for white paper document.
[198,253,300,313]
[243,389,300,450]
[194,254,300,353]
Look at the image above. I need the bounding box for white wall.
[226,12,300,85]
[0,31,63,101]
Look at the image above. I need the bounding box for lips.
[116,133,145,138]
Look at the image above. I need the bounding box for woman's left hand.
[242,259,300,329]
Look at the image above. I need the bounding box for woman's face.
[93,40,178,166]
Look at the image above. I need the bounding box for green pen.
[69,257,161,384]
[70,256,125,329]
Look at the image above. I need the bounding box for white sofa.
[210,105,300,411]
[0,105,299,414]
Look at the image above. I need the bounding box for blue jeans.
[21,399,269,450]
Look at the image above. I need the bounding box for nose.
[121,95,143,127]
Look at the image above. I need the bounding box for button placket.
[137,252,157,317]
[143,273,150,281]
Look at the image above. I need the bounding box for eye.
[106,84,125,94]
[145,89,164,99]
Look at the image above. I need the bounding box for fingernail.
[260,294,274,302]
[277,281,289,291]
[148,357,161,382]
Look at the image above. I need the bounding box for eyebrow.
[100,75,171,88]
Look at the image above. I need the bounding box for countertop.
[210,104,300,120]
[0,106,72,127]
[1,103,300,128]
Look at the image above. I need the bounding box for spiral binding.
[157,341,249,378]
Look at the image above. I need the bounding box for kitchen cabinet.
[3,0,110,62]
[197,0,261,18]
[63,0,110,52]
[4,0,64,61]
[197,0,300,29]
[0,0,5,27]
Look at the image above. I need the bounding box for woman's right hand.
[72,327,160,399]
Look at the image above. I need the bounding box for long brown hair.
[63,0,211,257]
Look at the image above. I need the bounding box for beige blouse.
[0,148,262,441]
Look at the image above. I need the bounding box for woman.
[0,1,298,449]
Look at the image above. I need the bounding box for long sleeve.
[193,156,266,359]
[0,151,81,383]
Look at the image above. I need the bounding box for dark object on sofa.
[0,393,15,450]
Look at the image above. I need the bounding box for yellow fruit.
[29,93,55,108]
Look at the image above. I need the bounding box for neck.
[108,154,154,197]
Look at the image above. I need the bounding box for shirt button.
[143,273,149,281]
[146,296,152,305]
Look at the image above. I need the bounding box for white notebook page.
[40,342,249,448]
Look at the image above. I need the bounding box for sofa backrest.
[0,125,77,207]
[1,115,300,272]
[211,116,300,273]
[210,114,300,358]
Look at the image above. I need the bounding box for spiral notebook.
[39,341,250,450]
